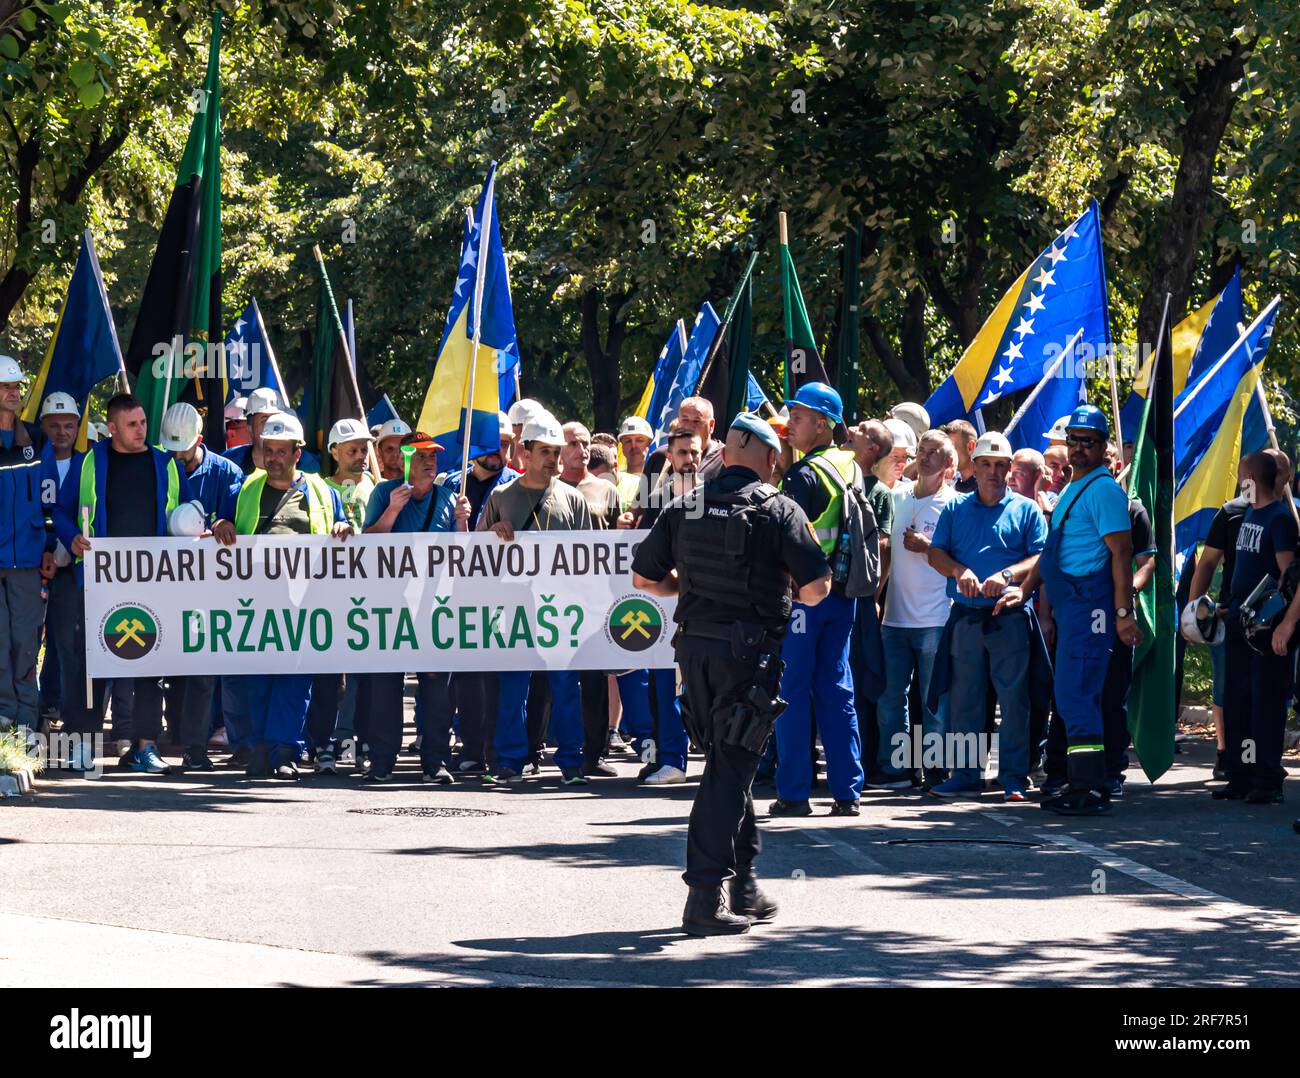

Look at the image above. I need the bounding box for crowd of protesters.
[1,349,1295,814]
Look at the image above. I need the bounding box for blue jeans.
[775,590,863,802]
[947,609,1031,790]
[497,670,581,772]
[877,624,947,775]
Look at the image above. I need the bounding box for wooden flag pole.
[1106,345,1124,448]
[1003,328,1085,437]
[779,211,788,248]
[312,244,381,480]
[676,318,688,360]
[460,185,495,497]
[251,297,290,410]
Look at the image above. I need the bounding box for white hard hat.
[498,411,512,437]
[889,402,931,440]
[1043,415,1071,444]
[519,410,565,446]
[327,417,374,451]
[882,417,918,455]
[971,431,1014,460]
[90,421,109,442]
[39,392,80,419]
[159,402,203,452]
[167,499,208,537]
[507,398,544,426]
[0,354,26,383]
[618,415,654,440]
[260,411,305,445]
[375,418,411,443]
[225,397,248,422]
[246,387,282,417]
[1180,595,1225,646]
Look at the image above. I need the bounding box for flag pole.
[1106,344,1124,448]
[779,212,790,400]
[251,297,290,410]
[312,245,380,479]
[1173,297,1280,419]
[460,184,494,497]
[85,231,131,395]
[1252,375,1300,527]
[1002,328,1084,437]
[676,318,688,361]
[694,250,759,395]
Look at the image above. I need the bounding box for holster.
[719,652,788,755]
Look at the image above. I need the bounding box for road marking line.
[804,828,885,871]
[1034,831,1300,941]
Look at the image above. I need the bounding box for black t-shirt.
[632,465,828,633]
[106,447,158,538]
[1206,496,1249,606]
[781,449,835,524]
[464,470,497,528]
[1128,499,1153,556]
[954,472,979,495]
[1229,500,1299,610]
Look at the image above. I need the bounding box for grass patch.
[0,728,45,775]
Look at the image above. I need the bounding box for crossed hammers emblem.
[113,617,147,649]
[619,609,653,641]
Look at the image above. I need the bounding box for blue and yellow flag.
[1173,297,1279,568]
[1119,268,1243,439]
[417,164,516,468]
[634,322,687,426]
[925,202,1111,428]
[22,231,124,451]
[224,298,287,407]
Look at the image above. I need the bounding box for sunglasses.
[1065,434,1103,448]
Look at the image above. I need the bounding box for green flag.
[778,224,834,399]
[306,251,364,473]
[125,11,224,448]
[1127,296,1177,781]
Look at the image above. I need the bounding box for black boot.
[245,744,272,778]
[1041,748,1110,816]
[682,886,750,936]
[730,872,778,923]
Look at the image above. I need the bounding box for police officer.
[1002,405,1141,815]
[632,412,831,936]
[771,381,865,816]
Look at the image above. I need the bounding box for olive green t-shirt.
[477,478,592,532]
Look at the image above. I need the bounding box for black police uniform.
[632,464,829,932]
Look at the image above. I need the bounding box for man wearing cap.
[223,388,320,477]
[925,430,1048,801]
[889,403,931,444]
[876,417,917,495]
[359,431,471,782]
[325,418,376,531]
[0,355,54,741]
[770,381,867,817]
[996,406,1140,814]
[211,412,351,779]
[374,417,413,481]
[224,397,251,449]
[160,402,244,771]
[478,410,592,785]
[506,398,545,473]
[616,415,653,510]
[633,411,831,934]
[54,393,195,775]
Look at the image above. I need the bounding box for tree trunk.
[1136,40,1251,353]
[579,285,632,432]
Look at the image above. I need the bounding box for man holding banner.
[212,412,351,779]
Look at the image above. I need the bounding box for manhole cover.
[884,838,1042,849]
[349,806,502,818]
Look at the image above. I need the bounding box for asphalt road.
[2,722,1298,987]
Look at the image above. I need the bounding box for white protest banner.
[83,531,676,676]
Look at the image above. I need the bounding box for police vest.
[76,448,181,559]
[800,446,858,555]
[673,480,792,624]
[234,470,334,535]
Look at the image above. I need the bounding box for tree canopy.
[3,0,1297,433]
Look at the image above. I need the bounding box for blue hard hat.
[787,381,843,425]
[1065,404,1109,437]
[730,411,782,452]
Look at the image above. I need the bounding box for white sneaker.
[642,765,686,785]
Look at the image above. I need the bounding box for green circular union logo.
[606,596,664,652]
[100,604,160,660]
